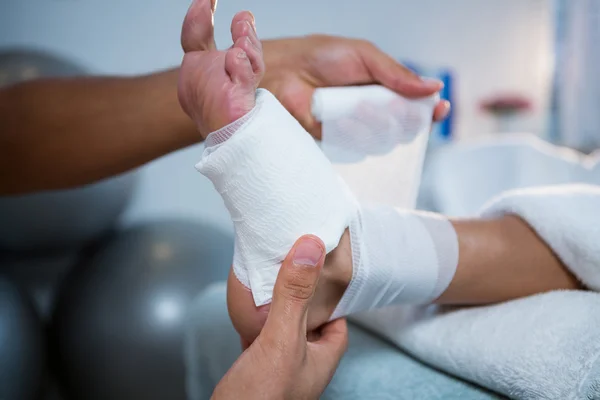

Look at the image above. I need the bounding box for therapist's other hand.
[261,35,451,139]
[212,235,349,400]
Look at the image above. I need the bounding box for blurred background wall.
[0,0,555,231]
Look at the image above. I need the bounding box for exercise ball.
[0,49,136,252]
[52,220,233,400]
[0,276,46,400]
[0,251,80,321]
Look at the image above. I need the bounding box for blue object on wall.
[401,61,454,144]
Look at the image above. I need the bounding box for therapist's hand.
[212,235,349,400]
[261,35,451,139]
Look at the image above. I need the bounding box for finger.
[263,235,325,339]
[433,100,451,122]
[309,318,349,375]
[313,318,348,358]
[358,41,444,98]
[181,0,217,53]
[280,86,323,140]
[308,120,323,140]
[298,112,322,140]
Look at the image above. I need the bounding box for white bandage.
[197,87,457,313]
[312,85,439,161]
[313,85,438,208]
[331,205,459,320]
[311,85,458,318]
[196,89,358,306]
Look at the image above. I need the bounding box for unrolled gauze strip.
[196,89,358,306]
[313,85,438,208]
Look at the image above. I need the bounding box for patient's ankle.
[306,229,353,330]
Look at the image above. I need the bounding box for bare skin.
[438,215,582,305]
[0,1,449,195]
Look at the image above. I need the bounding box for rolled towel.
[481,184,600,291]
[354,291,600,400]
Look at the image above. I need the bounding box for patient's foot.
[228,230,353,344]
[178,2,265,137]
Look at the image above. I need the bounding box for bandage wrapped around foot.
[196,86,456,310]
[196,89,358,306]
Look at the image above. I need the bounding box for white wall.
[0,0,554,229]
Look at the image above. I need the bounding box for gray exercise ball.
[52,220,233,400]
[0,251,80,322]
[0,276,46,400]
[0,49,136,252]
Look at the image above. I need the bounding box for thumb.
[280,85,323,140]
[263,235,325,339]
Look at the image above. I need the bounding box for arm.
[441,184,600,305]
[1,34,448,195]
[2,0,449,195]
[228,200,584,344]
[0,69,198,194]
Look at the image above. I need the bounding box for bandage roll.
[313,85,438,208]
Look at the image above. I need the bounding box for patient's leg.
[437,215,581,304]
[330,212,581,306]
[229,207,582,343]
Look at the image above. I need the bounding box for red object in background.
[480,94,533,115]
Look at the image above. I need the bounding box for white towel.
[352,184,600,399]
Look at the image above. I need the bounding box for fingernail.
[293,238,324,267]
[421,77,444,90]
[248,11,256,26]
[441,100,451,117]
[237,50,247,59]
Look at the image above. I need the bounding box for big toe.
[181,0,217,52]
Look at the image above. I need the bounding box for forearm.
[436,215,581,305]
[0,68,198,194]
